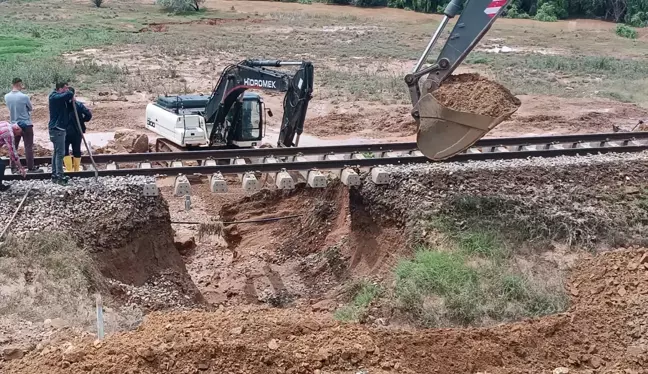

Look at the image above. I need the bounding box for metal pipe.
[413,16,450,73]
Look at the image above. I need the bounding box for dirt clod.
[433,73,521,117]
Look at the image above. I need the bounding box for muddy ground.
[2,152,648,373]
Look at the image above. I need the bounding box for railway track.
[7,131,648,183]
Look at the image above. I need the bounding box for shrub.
[352,0,388,6]
[505,4,530,18]
[90,0,104,7]
[616,24,638,39]
[534,3,559,21]
[627,11,648,27]
[156,0,204,12]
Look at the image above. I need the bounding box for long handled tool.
[0,183,32,241]
[72,101,99,180]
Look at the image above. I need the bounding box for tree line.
[154,0,647,27]
[314,0,648,26]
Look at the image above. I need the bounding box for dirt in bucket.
[432,73,521,117]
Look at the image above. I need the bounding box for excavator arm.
[406,0,515,160]
[204,60,313,148]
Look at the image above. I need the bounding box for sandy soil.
[4,247,648,374]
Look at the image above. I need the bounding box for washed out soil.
[189,182,406,306]
[4,247,648,374]
[433,73,521,117]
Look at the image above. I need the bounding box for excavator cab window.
[238,98,262,141]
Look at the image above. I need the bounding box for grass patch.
[464,52,648,102]
[0,57,126,98]
[393,246,568,327]
[318,69,408,103]
[334,280,381,322]
[0,35,42,57]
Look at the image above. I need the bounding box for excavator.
[146,60,313,152]
[147,0,514,160]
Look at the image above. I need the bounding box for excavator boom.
[406,0,517,160]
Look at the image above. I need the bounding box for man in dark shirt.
[64,87,92,172]
[48,81,74,185]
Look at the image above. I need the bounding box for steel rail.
[7,144,648,181]
[23,131,648,166]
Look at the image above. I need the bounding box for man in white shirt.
[4,78,42,173]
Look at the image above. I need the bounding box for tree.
[156,0,205,12]
[90,0,104,7]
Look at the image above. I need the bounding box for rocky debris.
[359,151,648,248]
[107,272,202,312]
[433,73,521,117]
[0,176,166,250]
[311,299,338,312]
[2,347,24,360]
[95,129,149,154]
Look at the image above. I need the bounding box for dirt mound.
[305,107,416,138]
[95,129,149,154]
[5,247,648,373]
[433,73,521,117]
[0,144,51,158]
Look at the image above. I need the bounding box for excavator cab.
[227,92,264,147]
[407,0,519,160]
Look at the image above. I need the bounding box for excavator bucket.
[415,92,520,160]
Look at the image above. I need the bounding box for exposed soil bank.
[191,182,406,306]
[0,178,202,303]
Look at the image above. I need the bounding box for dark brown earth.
[433,73,522,117]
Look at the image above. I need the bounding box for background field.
[0,0,646,146]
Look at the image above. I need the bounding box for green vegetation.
[157,0,205,12]
[0,36,42,57]
[616,24,639,38]
[534,3,559,22]
[334,281,381,322]
[393,242,567,327]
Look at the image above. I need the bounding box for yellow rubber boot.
[72,157,81,172]
[63,156,73,172]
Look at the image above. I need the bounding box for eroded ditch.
[3,152,648,373]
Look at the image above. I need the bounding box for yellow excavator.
[407,0,518,160]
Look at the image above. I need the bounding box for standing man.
[64,87,92,172]
[48,81,74,185]
[4,78,42,174]
[0,121,27,191]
